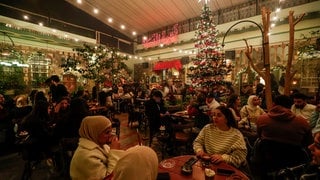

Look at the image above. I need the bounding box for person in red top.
[256,95,313,147]
[254,95,313,179]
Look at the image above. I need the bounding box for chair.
[277,164,308,180]
[250,138,311,179]
[300,173,318,180]
[128,103,140,128]
[19,138,49,180]
[59,137,78,177]
[277,163,319,180]
[136,129,142,146]
[156,132,170,159]
[101,109,120,139]
[172,122,194,155]
[111,118,120,139]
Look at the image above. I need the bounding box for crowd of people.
[1,74,320,179]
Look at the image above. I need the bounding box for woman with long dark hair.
[193,105,247,168]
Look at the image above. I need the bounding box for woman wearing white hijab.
[70,116,124,180]
[239,95,265,129]
[112,146,158,180]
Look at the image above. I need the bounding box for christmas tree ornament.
[188,3,233,97]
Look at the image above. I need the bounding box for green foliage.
[0,67,27,95]
[297,30,320,57]
[32,76,48,88]
[65,44,130,83]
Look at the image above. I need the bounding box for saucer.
[160,159,176,169]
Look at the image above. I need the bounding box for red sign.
[153,59,182,71]
[143,24,179,48]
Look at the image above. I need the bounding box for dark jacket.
[145,99,167,132]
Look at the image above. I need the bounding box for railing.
[137,0,317,44]
[300,77,319,88]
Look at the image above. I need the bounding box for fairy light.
[198,0,210,4]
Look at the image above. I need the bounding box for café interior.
[0,0,320,179]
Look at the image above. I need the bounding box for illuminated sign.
[143,24,179,48]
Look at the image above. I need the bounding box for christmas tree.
[188,4,232,95]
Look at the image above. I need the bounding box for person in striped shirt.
[193,105,247,168]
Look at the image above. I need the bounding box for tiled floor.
[0,113,188,180]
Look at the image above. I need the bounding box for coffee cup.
[201,155,211,167]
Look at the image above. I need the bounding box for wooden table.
[158,155,249,180]
[171,111,194,122]
[89,106,107,115]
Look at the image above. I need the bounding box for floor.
[0,113,189,180]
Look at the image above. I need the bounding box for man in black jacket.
[49,75,69,104]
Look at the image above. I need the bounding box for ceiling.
[66,0,252,38]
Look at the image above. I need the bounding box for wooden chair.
[172,122,194,155]
[111,118,120,139]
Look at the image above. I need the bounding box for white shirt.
[291,103,316,121]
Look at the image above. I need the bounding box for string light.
[198,0,210,4]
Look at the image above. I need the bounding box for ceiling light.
[107,18,113,23]
[93,8,99,14]
[23,15,29,20]
[77,0,82,4]
[38,22,43,26]
[132,31,137,36]
[74,38,79,42]
[271,23,275,28]
[273,16,278,21]
[143,36,147,40]
[120,25,125,29]
[276,8,281,13]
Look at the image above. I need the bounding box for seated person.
[193,111,210,132]
[253,95,313,178]
[111,146,158,180]
[227,94,241,122]
[202,93,220,114]
[291,93,316,121]
[70,116,124,179]
[193,106,247,168]
[304,131,320,178]
[239,95,265,130]
[278,130,320,179]
[12,95,32,132]
[309,101,320,132]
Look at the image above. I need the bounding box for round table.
[158,155,249,180]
